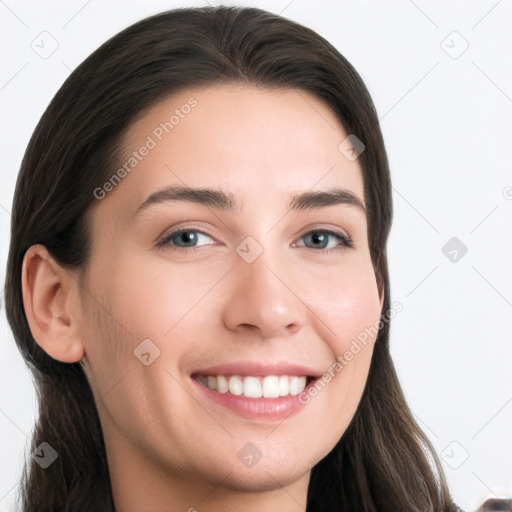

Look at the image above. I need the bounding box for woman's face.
[79,84,382,500]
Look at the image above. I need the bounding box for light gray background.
[1,1,511,511]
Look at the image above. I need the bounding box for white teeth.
[243,376,262,398]
[278,375,289,396]
[228,375,243,395]
[262,376,280,398]
[289,376,306,396]
[197,374,309,397]
[207,376,217,390]
[217,375,228,393]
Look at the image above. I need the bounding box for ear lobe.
[21,244,85,363]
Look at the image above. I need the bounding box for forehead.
[99,84,365,219]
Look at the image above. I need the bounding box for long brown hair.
[5,6,459,511]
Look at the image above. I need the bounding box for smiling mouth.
[194,374,315,398]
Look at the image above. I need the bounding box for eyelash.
[155,227,353,254]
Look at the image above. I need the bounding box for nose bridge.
[222,235,305,338]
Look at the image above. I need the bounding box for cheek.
[314,256,382,349]
[79,257,199,451]
[93,251,215,346]
[306,257,381,416]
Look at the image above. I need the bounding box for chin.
[218,464,311,493]
[191,442,319,494]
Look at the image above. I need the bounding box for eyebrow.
[135,185,366,217]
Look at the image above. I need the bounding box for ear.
[21,244,85,363]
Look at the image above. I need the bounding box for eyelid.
[298,223,351,240]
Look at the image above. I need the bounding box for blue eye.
[157,229,216,250]
[298,229,353,251]
[156,228,353,253]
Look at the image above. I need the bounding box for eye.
[295,229,353,252]
[156,229,216,252]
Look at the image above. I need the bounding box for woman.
[4,6,464,511]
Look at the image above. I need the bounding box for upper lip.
[192,361,323,378]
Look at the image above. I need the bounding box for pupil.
[311,233,325,247]
[180,232,196,245]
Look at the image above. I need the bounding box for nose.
[222,247,307,339]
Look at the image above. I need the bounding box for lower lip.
[192,378,313,421]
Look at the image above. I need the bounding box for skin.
[22,84,383,512]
